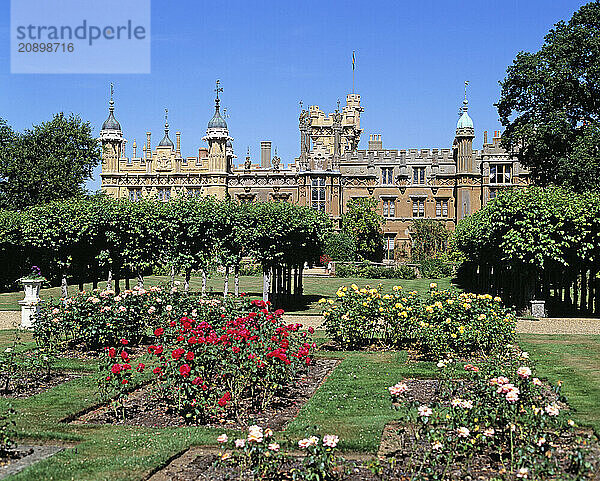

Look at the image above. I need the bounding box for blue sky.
[0,0,588,191]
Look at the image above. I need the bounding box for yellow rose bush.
[322,285,516,357]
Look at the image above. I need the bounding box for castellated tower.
[99,84,125,175]
[202,80,233,199]
[453,91,479,220]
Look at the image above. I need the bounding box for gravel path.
[1,311,598,335]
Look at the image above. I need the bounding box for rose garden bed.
[71,358,338,429]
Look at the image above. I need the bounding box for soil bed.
[72,358,339,430]
[378,421,600,480]
[147,447,382,481]
[0,371,81,399]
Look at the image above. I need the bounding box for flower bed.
[34,285,236,350]
[384,346,598,479]
[94,299,317,425]
[321,284,516,357]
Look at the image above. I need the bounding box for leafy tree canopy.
[496,1,600,191]
[341,197,384,262]
[409,219,449,261]
[0,113,100,209]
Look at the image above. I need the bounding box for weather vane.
[299,100,303,111]
[215,79,223,100]
[464,80,469,100]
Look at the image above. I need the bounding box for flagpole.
[352,50,355,93]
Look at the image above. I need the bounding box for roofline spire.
[109,82,115,112]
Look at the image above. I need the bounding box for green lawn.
[0,349,435,480]
[519,334,600,434]
[0,275,455,315]
[0,334,596,479]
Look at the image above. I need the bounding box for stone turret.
[202,80,233,198]
[99,83,124,173]
[454,96,475,174]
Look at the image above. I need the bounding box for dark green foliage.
[323,231,356,262]
[0,197,332,292]
[0,114,100,209]
[418,258,454,279]
[409,219,450,261]
[496,2,600,191]
[454,186,600,306]
[341,198,384,262]
[335,263,417,279]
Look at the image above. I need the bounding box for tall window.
[435,199,448,217]
[385,236,395,261]
[381,167,394,185]
[382,199,395,218]
[413,167,426,184]
[490,164,512,184]
[412,199,425,217]
[187,188,202,197]
[128,188,142,202]
[311,177,326,212]
[157,188,171,202]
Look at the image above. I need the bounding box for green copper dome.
[208,106,227,129]
[159,133,174,148]
[456,99,473,129]
[102,101,121,131]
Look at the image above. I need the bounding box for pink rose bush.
[215,427,342,480]
[322,284,516,357]
[387,345,592,479]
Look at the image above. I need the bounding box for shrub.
[388,346,593,479]
[145,299,314,422]
[34,284,236,351]
[418,258,454,278]
[335,263,417,279]
[321,284,516,357]
[323,231,356,262]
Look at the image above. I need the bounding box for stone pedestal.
[530,300,546,319]
[19,279,42,329]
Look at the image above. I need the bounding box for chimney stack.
[176,132,181,157]
[146,132,151,159]
[261,141,272,169]
[368,133,383,150]
[483,131,488,145]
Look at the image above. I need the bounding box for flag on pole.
[352,50,355,71]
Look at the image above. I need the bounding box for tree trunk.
[223,265,229,297]
[262,267,270,303]
[234,265,240,297]
[106,269,113,291]
[125,277,130,290]
[184,269,191,293]
[92,279,98,290]
[137,272,144,288]
[78,282,84,292]
[170,265,175,288]
[61,275,68,299]
[201,270,207,296]
[298,264,304,296]
[580,268,587,312]
[115,276,121,295]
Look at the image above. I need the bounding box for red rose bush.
[146,299,314,422]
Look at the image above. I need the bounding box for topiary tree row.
[453,186,600,314]
[0,196,332,303]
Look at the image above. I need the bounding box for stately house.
[100,83,528,260]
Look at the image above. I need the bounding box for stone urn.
[19,278,43,329]
[21,278,43,302]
